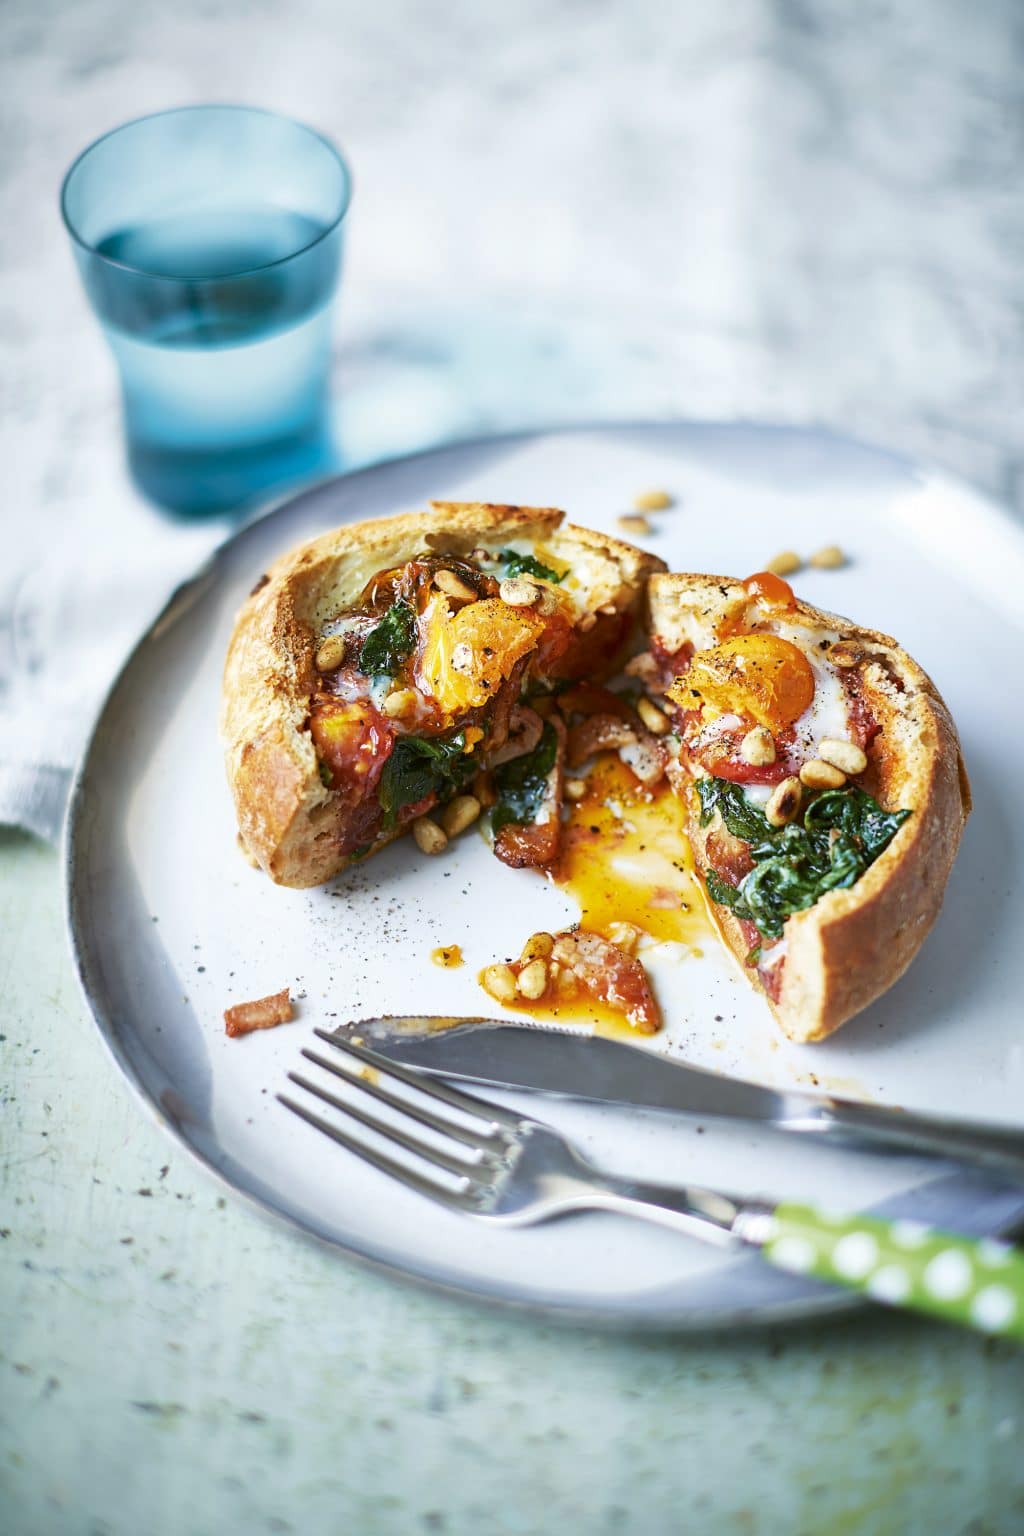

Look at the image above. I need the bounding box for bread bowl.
[220,501,665,887]
[635,569,971,1042]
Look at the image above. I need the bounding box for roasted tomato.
[671,633,815,733]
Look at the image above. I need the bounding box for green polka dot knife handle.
[758,1203,1024,1337]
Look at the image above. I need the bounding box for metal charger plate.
[65,422,1024,1329]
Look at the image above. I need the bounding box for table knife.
[330,1016,1024,1180]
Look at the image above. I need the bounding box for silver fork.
[278,1030,1024,1338]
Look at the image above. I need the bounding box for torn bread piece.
[641,569,970,1043]
[221,502,664,887]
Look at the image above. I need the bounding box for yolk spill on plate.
[431,944,464,969]
[477,755,715,1040]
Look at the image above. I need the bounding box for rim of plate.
[61,418,1022,1332]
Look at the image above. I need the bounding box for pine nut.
[597,603,617,616]
[315,636,347,672]
[481,963,518,1004]
[617,513,652,536]
[766,550,802,577]
[809,544,846,569]
[498,577,539,607]
[440,794,481,838]
[473,769,497,808]
[819,739,867,776]
[517,959,549,1000]
[799,759,846,790]
[412,816,448,854]
[381,687,418,719]
[766,776,802,827]
[740,726,776,766]
[577,612,598,633]
[633,489,674,512]
[565,777,587,801]
[827,642,859,668]
[520,931,555,964]
[637,697,670,736]
[434,568,478,602]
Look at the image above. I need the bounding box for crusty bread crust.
[221,503,664,888]
[648,573,971,1043]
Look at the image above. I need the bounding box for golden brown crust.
[649,574,971,1042]
[221,503,664,888]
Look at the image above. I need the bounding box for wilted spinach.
[496,549,565,584]
[358,600,416,678]
[378,731,477,828]
[491,722,559,838]
[697,776,910,941]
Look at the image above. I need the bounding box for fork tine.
[300,1047,508,1152]
[285,1070,496,1182]
[315,1028,523,1129]
[277,1092,473,1210]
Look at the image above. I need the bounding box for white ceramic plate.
[66,423,1024,1329]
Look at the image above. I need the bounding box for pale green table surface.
[2,830,1023,1536]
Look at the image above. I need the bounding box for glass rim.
[59,103,353,283]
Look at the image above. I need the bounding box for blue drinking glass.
[61,106,352,516]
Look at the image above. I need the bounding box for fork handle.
[754,1203,1024,1339]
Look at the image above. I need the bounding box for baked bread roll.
[640,570,971,1042]
[221,502,665,887]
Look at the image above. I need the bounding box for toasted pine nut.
[637,697,670,736]
[473,769,497,808]
[766,550,802,577]
[535,588,560,616]
[809,544,847,569]
[617,513,652,536]
[740,726,776,767]
[434,569,478,603]
[440,794,482,838]
[606,921,642,956]
[766,776,802,827]
[597,603,618,617]
[412,816,448,854]
[451,642,473,672]
[481,963,517,1004]
[818,739,867,776]
[498,577,539,608]
[565,777,587,801]
[827,642,859,668]
[633,489,674,512]
[517,959,549,1000]
[315,636,347,672]
[381,687,418,719]
[577,612,597,633]
[799,759,846,791]
[520,931,555,964]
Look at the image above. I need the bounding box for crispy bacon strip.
[487,704,544,768]
[224,988,294,1039]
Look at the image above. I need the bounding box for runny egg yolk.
[671,632,816,731]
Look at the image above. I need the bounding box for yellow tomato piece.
[669,632,815,730]
[418,596,545,714]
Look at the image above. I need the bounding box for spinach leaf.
[699,776,910,942]
[496,548,565,584]
[491,722,559,837]
[358,600,416,677]
[378,730,477,829]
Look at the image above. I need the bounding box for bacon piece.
[551,930,660,1034]
[557,683,635,721]
[494,717,566,870]
[566,713,638,767]
[224,988,293,1039]
[487,704,544,768]
[619,732,668,788]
